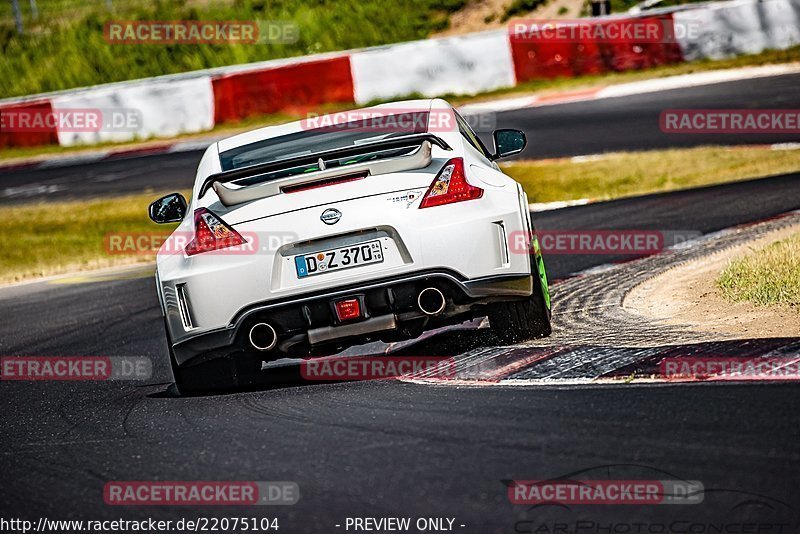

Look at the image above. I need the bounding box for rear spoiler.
[212,141,437,207]
[199,133,452,199]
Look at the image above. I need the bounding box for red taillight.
[419,158,483,209]
[334,298,362,322]
[185,208,245,256]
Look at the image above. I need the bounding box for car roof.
[216,98,448,153]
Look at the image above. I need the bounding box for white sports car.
[149,99,551,393]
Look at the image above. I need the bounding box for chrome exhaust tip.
[417,287,446,316]
[249,323,277,351]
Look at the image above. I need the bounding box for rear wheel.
[170,353,240,395]
[168,349,236,397]
[164,319,238,395]
[487,251,552,343]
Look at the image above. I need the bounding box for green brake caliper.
[531,234,551,310]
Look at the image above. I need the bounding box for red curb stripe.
[212,56,355,123]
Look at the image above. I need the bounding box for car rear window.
[219,111,430,171]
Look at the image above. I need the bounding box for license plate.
[295,240,384,278]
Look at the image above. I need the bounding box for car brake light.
[281,172,368,194]
[334,298,362,321]
[419,158,483,209]
[185,207,245,256]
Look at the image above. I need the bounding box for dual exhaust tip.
[417,287,446,316]
[248,287,445,350]
[249,322,277,351]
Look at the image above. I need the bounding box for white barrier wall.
[51,77,215,147]
[674,0,800,61]
[350,30,516,105]
[766,0,800,48]
[4,0,798,149]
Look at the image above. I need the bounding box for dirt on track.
[625,224,800,339]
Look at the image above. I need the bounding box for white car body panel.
[154,98,541,364]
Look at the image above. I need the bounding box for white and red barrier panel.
[509,14,684,82]
[1,0,797,150]
[212,55,355,122]
[51,77,215,147]
[0,100,59,149]
[674,0,800,61]
[350,30,516,104]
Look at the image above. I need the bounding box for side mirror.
[491,129,527,160]
[148,193,187,224]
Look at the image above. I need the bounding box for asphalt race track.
[2,74,800,532]
[3,176,800,530]
[486,71,800,158]
[2,73,800,204]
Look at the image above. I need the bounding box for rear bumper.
[158,182,532,344]
[171,270,532,366]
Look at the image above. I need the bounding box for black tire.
[170,353,239,396]
[487,255,552,343]
[164,319,238,395]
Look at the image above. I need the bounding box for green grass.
[3,145,800,284]
[718,232,800,310]
[0,190,187,283]
[4,0,798,101]
[502,0,548,22]
[503,146,800,203]
[1,0,467,98]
